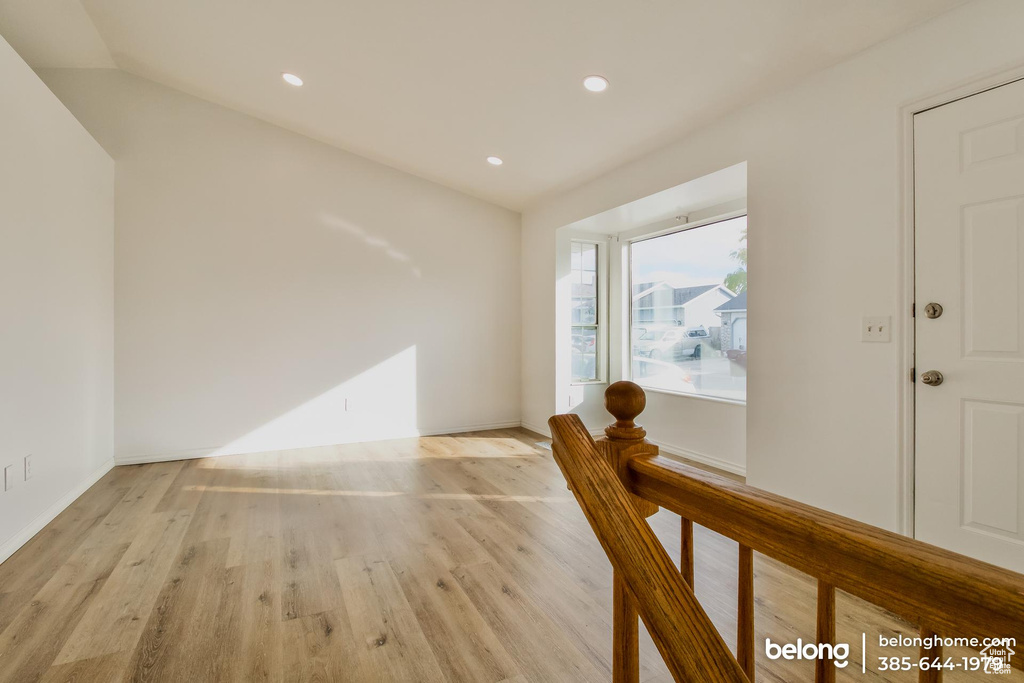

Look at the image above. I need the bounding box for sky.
[632,215,746,288]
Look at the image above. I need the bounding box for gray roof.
[714,290,746,311]
[633,283,721,307]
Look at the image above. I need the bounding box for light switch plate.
[862,316,892,343]
[24,454,32,481]
[4,465,14,491]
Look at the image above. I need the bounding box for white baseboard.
[520,421,745,475]
[0,457,115,566]
[519,420,550,438]
[116,446,216,466]
[425,420,523,435]
[524,420,743,477]
[114,420,525,466]
[646,437,746,477]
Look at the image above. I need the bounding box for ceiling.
[0,0,967,210]
[566,162,748,237]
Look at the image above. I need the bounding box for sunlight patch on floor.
[182,484,573,503]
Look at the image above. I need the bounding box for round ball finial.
[604,381,646,441]
[605,381,645,421]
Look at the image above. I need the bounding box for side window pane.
[630,216,747,402]
[582,243,597,272]
[571,327,598,382]
[571,241,600,383]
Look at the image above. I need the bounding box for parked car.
[633,325,709,361]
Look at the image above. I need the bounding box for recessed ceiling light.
[486,156,503,166]
[583,75,609,92]
[282,73,304,87]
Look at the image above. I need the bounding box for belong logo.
[765,638,850,668]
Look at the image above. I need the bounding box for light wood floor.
[0,429,1017,682]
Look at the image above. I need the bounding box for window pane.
[572,297,597,324]
[582,243,597,272]
[571,240,600,383]
[630,216,747,401]
[572,326,598,382]
[570,242,582,272]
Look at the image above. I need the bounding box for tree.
[723,228,747,294]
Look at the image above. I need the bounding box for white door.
[915,78,1024,572]
[732,317,746,350]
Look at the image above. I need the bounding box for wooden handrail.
[548,413,749,683]
[627,453,1024,667]
[550,381,1024,681]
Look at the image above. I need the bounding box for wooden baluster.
[919,627,942,683]
[681,517,694,588]
[737,544,755,681]
[815,581,836,683]
[613,571,640,683]
[599,382,659,683]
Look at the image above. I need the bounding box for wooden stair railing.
[548,411,749,683]
[550,381,1024,683]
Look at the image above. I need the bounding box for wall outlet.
[4,465,14,491]
[862,316,891,343]
[24,454,32,481]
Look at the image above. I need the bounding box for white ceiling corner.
[0,0,113,68]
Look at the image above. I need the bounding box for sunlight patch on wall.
[319,212,422,278]
[210,346,418,456]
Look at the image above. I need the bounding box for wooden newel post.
[600,382,658,683]
[598,381,659,519]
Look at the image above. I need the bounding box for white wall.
[0,38,114,561]
[39,69,521,463]
[522,0,1024,531]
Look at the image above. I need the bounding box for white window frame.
[625,210,747,404]
[570,239,608,385]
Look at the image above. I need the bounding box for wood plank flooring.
[0,429,1017,682]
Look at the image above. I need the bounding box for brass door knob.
[924,303,943,319]
[920,370,944,386]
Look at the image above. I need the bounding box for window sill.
[635,385,746,407]
[570,380,608,387]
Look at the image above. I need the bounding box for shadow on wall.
[112,194,514,461]
[115,200,440,461]
[119,204,434,460]
[33,69,521,463]
[197,213,424,454]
